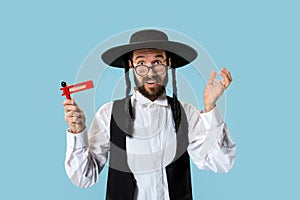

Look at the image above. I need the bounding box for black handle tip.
[61,81,67,87]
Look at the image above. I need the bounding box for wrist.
[204,104,215,112]
[69,125,86,134]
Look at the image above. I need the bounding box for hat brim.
[101,41,197,68]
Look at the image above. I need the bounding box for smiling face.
[129,49,171,101]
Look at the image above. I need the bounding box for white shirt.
[65,91,236,200]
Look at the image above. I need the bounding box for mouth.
[145,80,157,87]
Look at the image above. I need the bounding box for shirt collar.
[132,90,169,107]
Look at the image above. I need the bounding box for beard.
[134,74,168,101]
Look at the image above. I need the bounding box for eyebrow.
[134,54,165,61]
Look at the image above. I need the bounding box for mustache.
[133,73,168,88]
[143,76,160,83]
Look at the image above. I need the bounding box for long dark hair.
[124,54,134,137]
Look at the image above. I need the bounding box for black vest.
[106,97,193,200]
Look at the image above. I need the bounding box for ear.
[128,60,133,69]
[168,57,172,69]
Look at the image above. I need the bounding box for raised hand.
[203,67,233,112]
[63,99,86,133]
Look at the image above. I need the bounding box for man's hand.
[63,99,86,134]
[203,67,233,112]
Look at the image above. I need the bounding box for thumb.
[71,98,77,106]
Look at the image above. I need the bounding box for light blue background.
[1,0,299,199]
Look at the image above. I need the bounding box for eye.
[153,60,162,65]
[137,61,145,65]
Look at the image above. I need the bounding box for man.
[63,29,236,200]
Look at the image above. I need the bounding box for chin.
[137,84,166,100]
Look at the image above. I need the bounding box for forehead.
[132,48,166,59]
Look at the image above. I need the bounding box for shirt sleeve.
[64,102,112,188]
[183,103,236,173]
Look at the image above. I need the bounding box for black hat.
[101,29,197,68]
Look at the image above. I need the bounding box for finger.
[66,116,82,125]
[219,71,230,85]
[69,116,82,123]
[220,70,229,80]
[222,67,232,80]
[63,99,75,106]
[65,111,74,123]
[65,111,73,118]
[63,98,79,106]
[72,112,81,117]
[65,111,81,118]
[64,105,80,112]
[222,67,233,81]
[208,71,216,85]
[71,98,78,106]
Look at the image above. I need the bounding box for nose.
[147,67,156,77]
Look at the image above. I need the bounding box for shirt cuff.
[200,107,224,130]
[66,128,88,149]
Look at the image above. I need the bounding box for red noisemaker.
[60,80,94,100]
